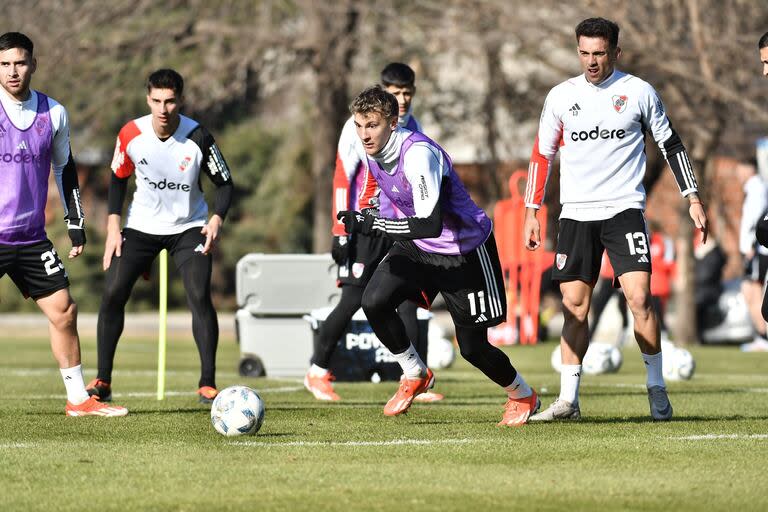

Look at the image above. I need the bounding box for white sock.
[309,364,329,377]
[393,344,427,379]
[642,352,665,388]
[559,364,582,405]
[60,364,89,405]
[504,372,532,399]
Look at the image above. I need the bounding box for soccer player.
[337,85,539,426]
[305,63,442,403]
[523,18,708,421]
[86,69,233,404]
[0,32,127,417]
[756,31,768,326]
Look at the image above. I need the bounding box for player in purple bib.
[337,85,539,425]
[0,32,126,417]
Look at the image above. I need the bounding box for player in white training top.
[523,18,707,422]
[87,69,233,405]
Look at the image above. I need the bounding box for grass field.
[1,330,767,512]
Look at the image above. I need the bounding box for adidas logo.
[0,125,6,136]
[194,244,205,253]
[569,103,581,116]
[138,158,148,165]
[16,140,28,150]
[474,313,488,323]
[638,254,649,263]
[391,185,400,193]
[64,376,72,380]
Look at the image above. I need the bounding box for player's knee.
[51,300,78,332]
[624,290,651,316]
[561,295,589,323]
[361,287,386,318]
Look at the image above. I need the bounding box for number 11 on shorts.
[468,291,487,316]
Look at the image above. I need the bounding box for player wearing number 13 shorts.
[523,18,708,422]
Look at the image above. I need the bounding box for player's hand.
[523,211,541,251]
[103,228,123,271]
[337,210,374,235]
[689,202,708,244]
[68,245,84,259]
[66,220,86,259]
[331,235,349,265]
[201,215,223,255]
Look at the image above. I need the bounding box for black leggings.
[762,286,768,323]
[96,251,218,388]
[311,285,423,368]
[362,267,516,387]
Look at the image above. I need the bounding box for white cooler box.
[236,253,340,314]
[235,310,314,378]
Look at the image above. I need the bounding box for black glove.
[66,218,86,247]
[337,210,375,235]
[331,236,349,265]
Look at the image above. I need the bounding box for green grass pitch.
[1,332,767,511]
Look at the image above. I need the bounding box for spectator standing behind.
[736,162,768,352]
[0,32,126,416]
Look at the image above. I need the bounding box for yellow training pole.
[156,249,168,400]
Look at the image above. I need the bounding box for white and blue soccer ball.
[551,342,623,375]
[661,340,696,381]
[210,385,265,436]
[427,324,456,369]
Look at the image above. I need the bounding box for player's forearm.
[106,214,122,234]
[662,130,699,197]
[524,136,553,208]
[369,201,443,241]
[107,173,129,215]
[213,182,233,220]
[55,152,85,228]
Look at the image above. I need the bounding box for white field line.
[19,386,304,400]
[231,438,474,448]
[671,434,768,440]
[0,368,242,378]
[0,443,34,449]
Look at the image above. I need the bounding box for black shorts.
[553,208,651,285]
[0,239,70,299]
[378,234,506,328]
[115,227,210,272]
[337,233,393,287]
[743,253,768,283]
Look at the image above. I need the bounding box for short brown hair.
[349,85,398,119]
[576,17,620,50]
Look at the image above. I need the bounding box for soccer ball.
[551,342,622,375]
[210,385,265,436]
[427,325,456,369]
[661,341,695,381]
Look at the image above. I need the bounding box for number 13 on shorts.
[625,232,649,255]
